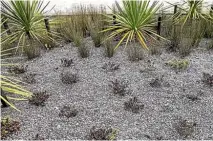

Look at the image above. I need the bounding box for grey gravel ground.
[1,38,213,140]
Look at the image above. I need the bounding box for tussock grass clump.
[149,44,161,55]
[87,126,117,140]
[29,91,49,106]
[104,39,114,58]
[178,43,192,57]
[87,6,106,47]
[77,40,90,58]
[124,97,144,113]
[72,31,89,58]
[166,59,189,70]
[109,79,130,96]
[89,26,103,47]
[61,71,78,84]
[73,30,84,47]
[8,64,27,74]
[1,117,20,140]
[202,72,213,87]
[59,105,78,118]
[23,41,41,60]
[61,58,73,67]
[127,43,144,61]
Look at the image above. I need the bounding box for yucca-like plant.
[102,0,166,50]
[1,19,32,111]
[1,48,32,111]
[181,0,204,27]
[1,1,57,54]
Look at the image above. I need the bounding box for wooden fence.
[2,5,213,38]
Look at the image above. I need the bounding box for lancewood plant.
[1,0,57,53]
[1,21,32,111]
[168,0,209,29]
[0,48,33,111]
[102,0,166,50]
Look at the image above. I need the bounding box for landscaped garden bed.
[1,0,213,140]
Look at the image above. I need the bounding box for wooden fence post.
[44,17,50,33]
[173,5,178,34]
[44,17,53,48]
[157,16,162,40]
[2,18,11,35]
[174,5,177,15]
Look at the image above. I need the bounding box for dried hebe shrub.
[61,58,73,67]
[23,73,36,84]
[149,77,162,88]
[173,119,197,139]
[8,65,27,74]
[32,134,45,140]
[109,79,130,96]
[1,117,20,140]
[60,71,78,84]
[29,91,49,106]
[102,62,120,72]
[185,94,200,102]
[202,72,213,87]
[59,105,78,118]
[124,97,144,113]
[87,126,117,140]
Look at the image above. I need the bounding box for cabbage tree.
[102,0,166,50]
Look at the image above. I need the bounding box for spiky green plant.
[1,0,57,54]
[1,20,32,111]
[102,0,166,50]
[1,48,32,111]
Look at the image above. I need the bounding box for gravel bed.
[1,38,213,140]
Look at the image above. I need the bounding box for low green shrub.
[166,59,189,70]
[88,126,118,140]
[1,116,20,140]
